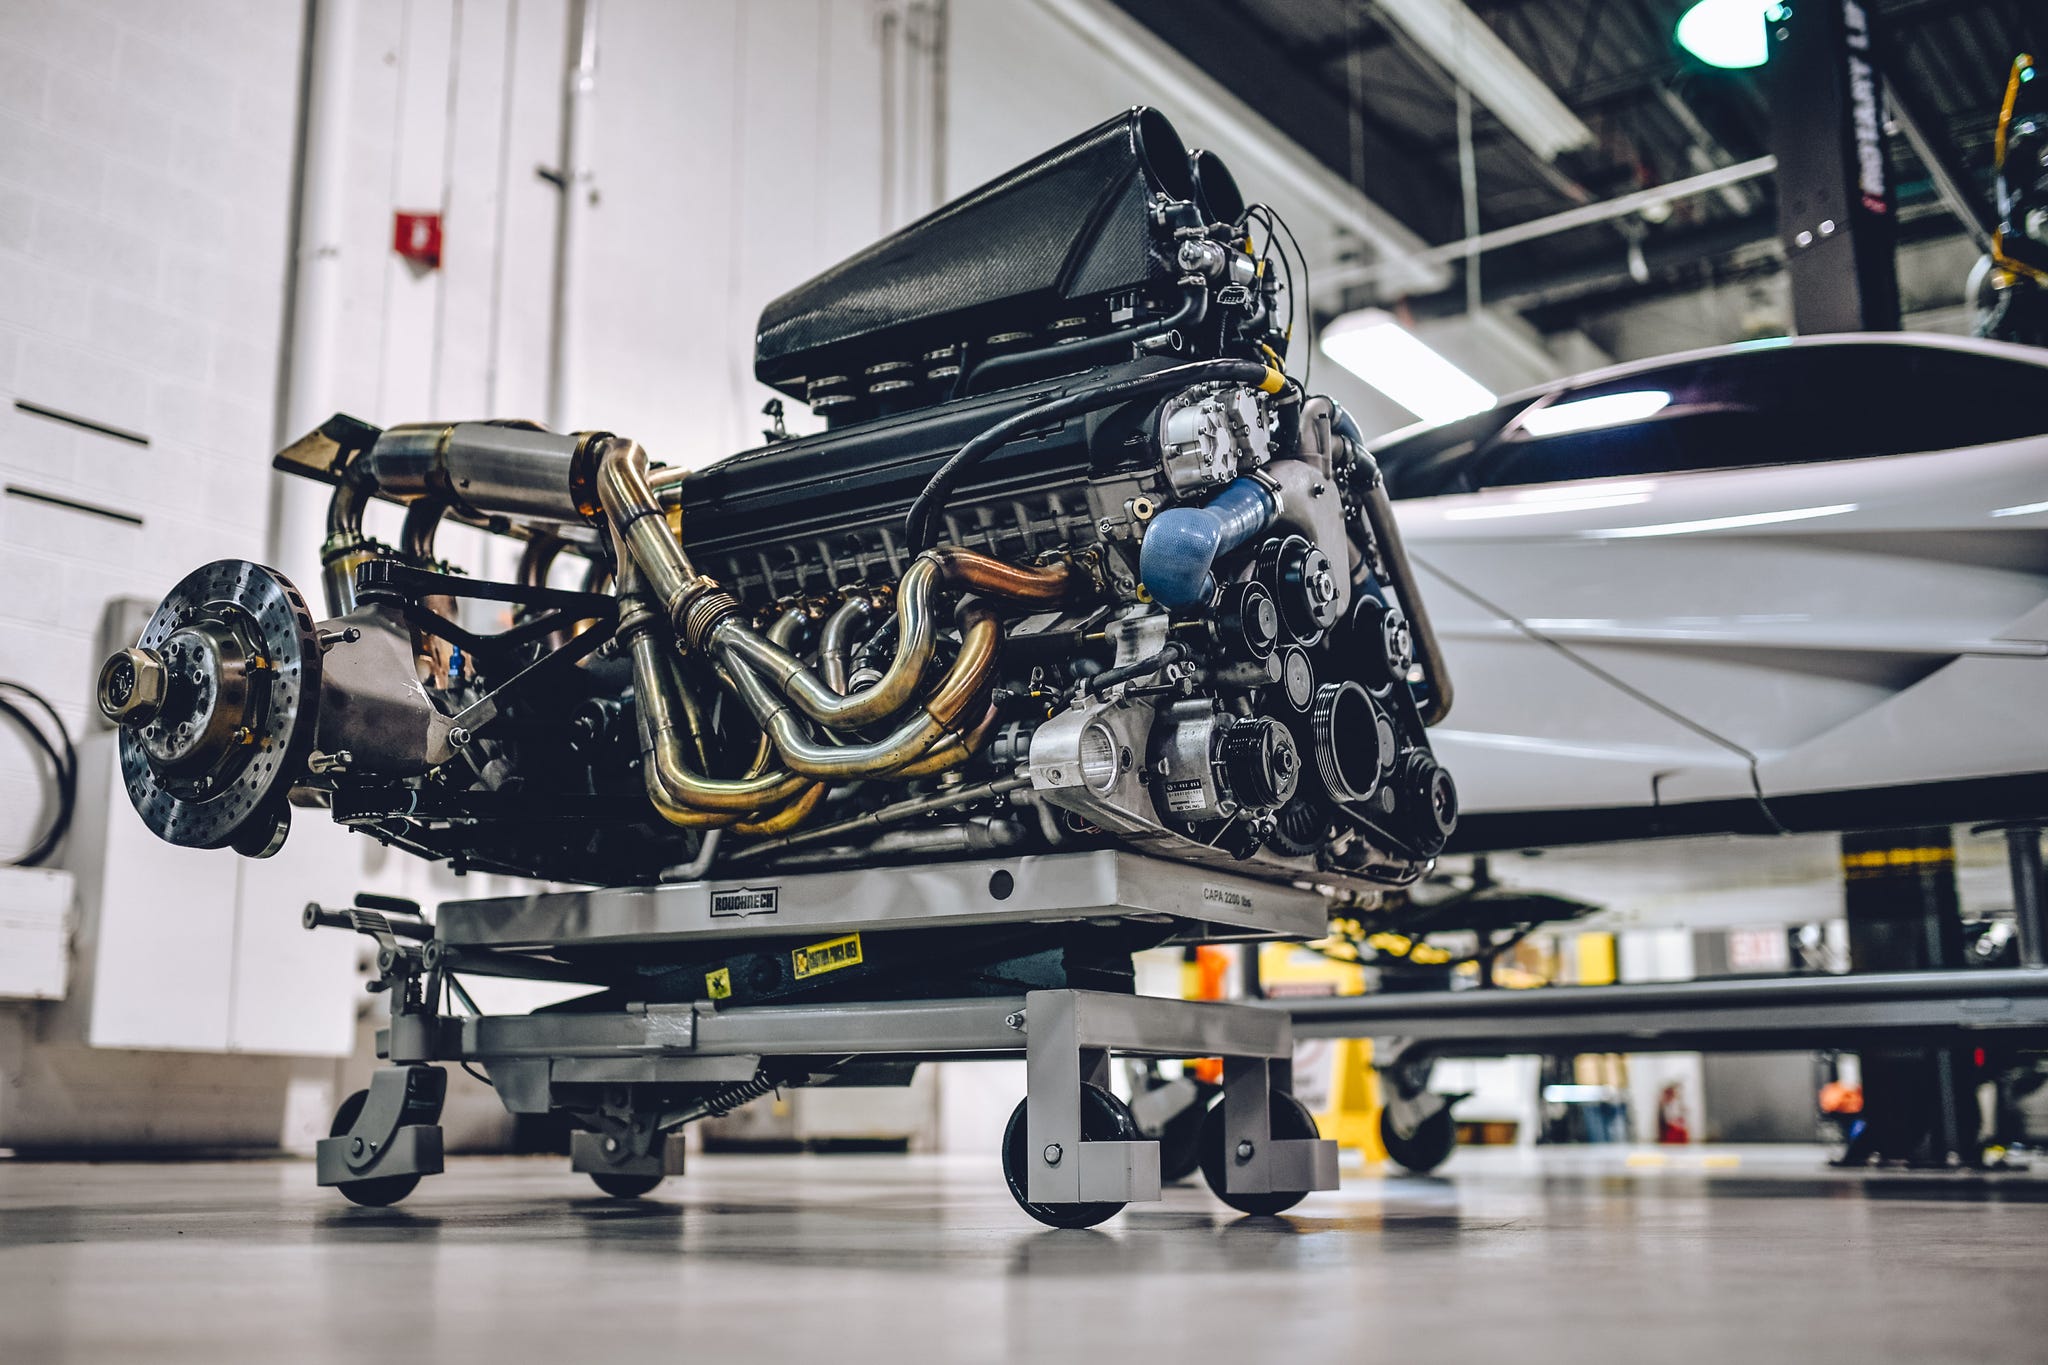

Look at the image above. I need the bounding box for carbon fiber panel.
[755,108,1183,397]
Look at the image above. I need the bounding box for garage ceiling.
[1110,0,2046,333]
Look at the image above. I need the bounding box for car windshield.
[1371,401,1531,499]
[1374,341,2048,498]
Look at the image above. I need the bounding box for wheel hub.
[99,560,323,855]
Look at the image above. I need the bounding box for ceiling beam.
[1107,0,1465,244]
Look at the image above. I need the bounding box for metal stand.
[309,851,1338,1221]
[1981,821,2048,969]
[1289,819,2048,1173]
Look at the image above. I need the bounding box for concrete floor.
[3,1147,2044,1364]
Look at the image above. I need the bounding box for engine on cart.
[98,106,1457,905]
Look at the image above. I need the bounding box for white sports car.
[1375,333,2048,851]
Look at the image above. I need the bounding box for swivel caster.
[1001,1083,1142,1229]
[1198,1091,1319,1216]
[328,1089,421,1208]
[1380,1104,1456,1175]
[589,1172,665,1199]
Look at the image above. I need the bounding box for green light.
[1676,0,1783,70]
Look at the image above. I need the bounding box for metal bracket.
[1022,989,1335,1204]
[350,560,619,750]
[570,1129,685,1179]
[314,1064,448,1187]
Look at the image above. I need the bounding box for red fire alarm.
[392,211,443,269]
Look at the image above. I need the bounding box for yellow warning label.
[792,933,863,980]
[705,967,732,1001]
[1840,846,1955,879]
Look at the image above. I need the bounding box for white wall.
[0,0,299,854]
[0,0,357,1146]
[568,0,918,465]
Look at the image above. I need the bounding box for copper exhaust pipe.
[723,607,1000,779]
[623,597,809,821]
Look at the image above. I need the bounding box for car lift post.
[1995,822,2048,970]
[1838,828,1977,1166]
[1762,0,1901,334]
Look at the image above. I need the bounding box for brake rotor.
[102,560,322,856]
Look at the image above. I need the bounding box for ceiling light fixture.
[1675,0,1785,71]
[1371,0,1594,160]
[1319,309,1497,425]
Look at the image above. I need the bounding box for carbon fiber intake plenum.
[754,107,1197,405]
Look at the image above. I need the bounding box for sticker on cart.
[711,886,780,918]
[1201,883,1254,911]
[792,933,863,980]
[704,967,733,1001]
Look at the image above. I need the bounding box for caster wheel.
[329,1088,421,1208]
[1156,1081,1218,1185]
[1380,1104,1456,1175]
[589,1172,665,1199]
[1001,1083,1140,1229]
[1198,1091,1319,1216]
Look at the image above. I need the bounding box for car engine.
[96,107,1457,909]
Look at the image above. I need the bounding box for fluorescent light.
[1992,500,2048,518]
[1676,0,1783,71]
[1319,309,1496,425]
[1521,390,1672,436]
[1587,503,1858,540]
[1373,0,1593,160]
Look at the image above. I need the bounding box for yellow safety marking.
[705,967,732,1001]
[1840,846,1954,878]
[1625,1152,1669,1169]
[792,933,863,980]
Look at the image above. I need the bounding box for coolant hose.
[1138,475,1276,607]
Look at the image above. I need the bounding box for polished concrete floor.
[3,1146,2044,1364]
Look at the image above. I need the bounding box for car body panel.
[1411,557,1759,814]
[1376,333,2048,847]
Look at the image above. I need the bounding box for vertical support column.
[1840,828,1977,1166]
[2004,825,2047,970]
[1762,0,1900,333]
[272,0,358,586]
[545,0,600,432]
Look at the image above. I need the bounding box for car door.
[1387,338,2048,823]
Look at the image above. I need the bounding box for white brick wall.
[0,0,300,864]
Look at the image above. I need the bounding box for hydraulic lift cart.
[306,850,1339,1226]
